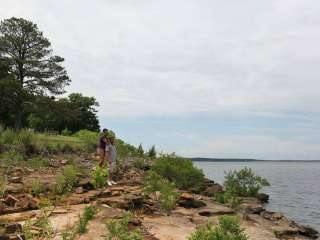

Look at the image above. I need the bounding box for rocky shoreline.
[0,153,318,240]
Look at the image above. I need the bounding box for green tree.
[68,93,100,132]
[137,143,144,156]
[148,145,156,158]
[0,17,70,129]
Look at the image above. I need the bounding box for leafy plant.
[54,165,78,194]
[214,192,242,209]
[224,167,270,197]
[188,215,248,240]
[143,171,180,214]
[91,165,108,188]
[133,158,147,170]
[106,212,142,240]
[0,128,16,145]
[152,155,205,191]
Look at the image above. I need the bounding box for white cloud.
[1,0,320,118]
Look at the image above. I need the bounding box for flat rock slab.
[197,202,234,216]
[143,215,196,240]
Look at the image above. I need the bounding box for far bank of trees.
[0,17,99,133]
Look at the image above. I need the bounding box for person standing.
[107,136,117,185]
[97,128,108,167]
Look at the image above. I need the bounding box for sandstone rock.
[291,222,319,239]
[4,195,19,207]
[203,184,223,197]
[4,223,22,234]
[8,177,22,184]
[261,211,283,221]
[99,189,112,198]
[180,193,194,200]
[28,197,40,209]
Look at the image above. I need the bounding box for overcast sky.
[1,0,320,159]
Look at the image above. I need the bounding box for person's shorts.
[97,147,105,156]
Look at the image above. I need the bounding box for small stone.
[75,187,84,194]
[61,159,68,165]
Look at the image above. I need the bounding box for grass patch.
[189,215,248,240]
[23,210,54,239]
[31,179,45,196]
[77,205,97,234]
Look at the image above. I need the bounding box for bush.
[0,129,16,145]
[214,192,242,209]
[137,144,144,156]
[133,158,147,170]
[54,165,78,194]
[116,139,139,158]
[224,167,270,197]
[106,212,143,240]
[189,215,248,240]
[91,165,108,188]
[152,155,205,191]
[17,129,36,147]
[143,171,180,214]
[74,130,99,151]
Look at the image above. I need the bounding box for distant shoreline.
[190,158,320,162]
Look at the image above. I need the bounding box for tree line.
[0,17,99,133]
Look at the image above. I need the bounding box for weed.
[214,192,242,209]
[133,158,147,170]
[106,212,143,240]
[91,165,108,188]
[0,129,16,145]
[77,205,97,234]
[23,210,54,239]
[188,215,248,240]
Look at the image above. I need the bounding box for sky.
[1,0,320,160]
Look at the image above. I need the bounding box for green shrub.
[74,130,99,151]
[152,155,205,191]
[7,149,25,161]
[214,192,242,209]
[17,129,36,147]
[0,129,16,145]
[91,165,108,188]
[116,139,139,158]
[31,179,45,196]
[54,165,78,194]
[143,171,180,214]
[133,158,147,170]
[188,215,248,240]
[106,212,142,240]
[224,167,270,197]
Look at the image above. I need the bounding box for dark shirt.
[99,136,106,149]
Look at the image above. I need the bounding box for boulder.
[261,211,283,221]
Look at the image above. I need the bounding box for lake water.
[194,161,320,232]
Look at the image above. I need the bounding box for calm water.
[194,161,320,232]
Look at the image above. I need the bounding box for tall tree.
[0,17,70,129]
